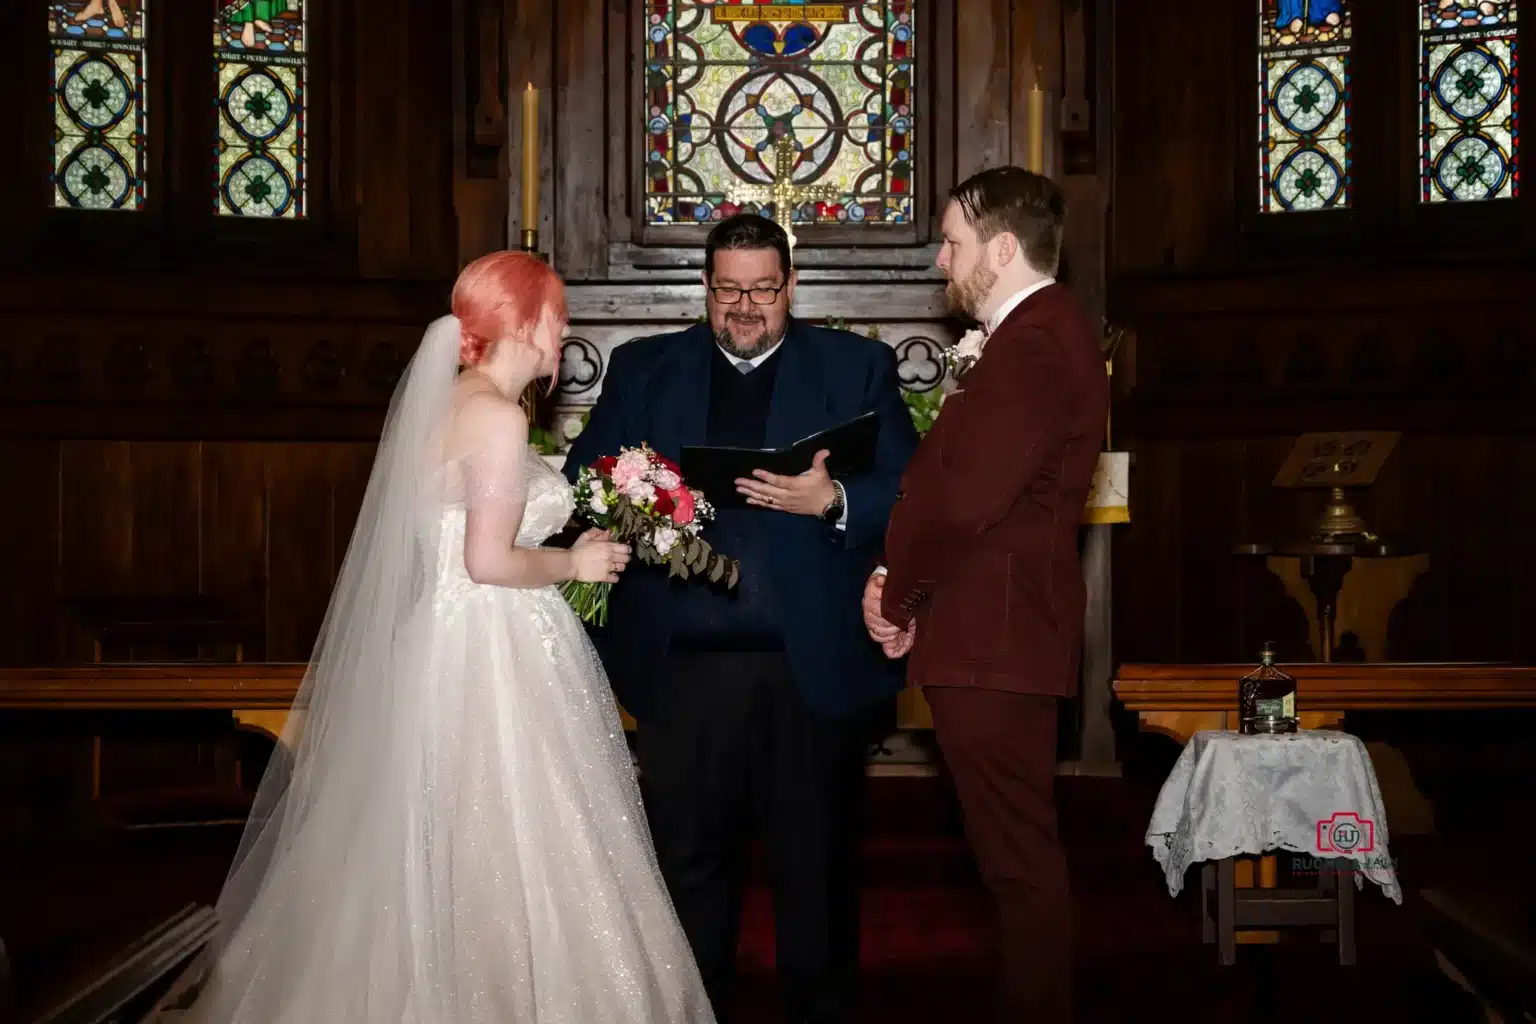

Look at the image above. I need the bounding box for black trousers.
[635,651,882,1024]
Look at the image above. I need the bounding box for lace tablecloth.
[1145,730,1401,904]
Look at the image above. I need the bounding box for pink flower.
[651,467,681,491]
[612,449,650,489]
[672,488,696,525]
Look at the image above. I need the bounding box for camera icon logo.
[1316,811,1375,854]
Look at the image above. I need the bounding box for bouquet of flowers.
[561,444,740,625]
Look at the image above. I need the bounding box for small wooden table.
[1116,663,1536,941]
[1203,855,1356,965]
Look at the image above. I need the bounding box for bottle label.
[1255,693,1295,720]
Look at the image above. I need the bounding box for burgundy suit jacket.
[881,283,1108,696]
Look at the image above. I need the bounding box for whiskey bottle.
[1238,643,1298,735]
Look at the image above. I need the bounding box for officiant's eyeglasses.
[708,283,786,305]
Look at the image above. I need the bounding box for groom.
[865,167,1108,1022]
[565,213,917,1023]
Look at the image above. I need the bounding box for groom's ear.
[994,231,1021,267]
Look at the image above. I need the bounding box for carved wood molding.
[565,281,948,321]
[1114,663,1536,712]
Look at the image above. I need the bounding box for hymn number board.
[1273,431,1401,489]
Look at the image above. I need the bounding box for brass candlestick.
[1312,486,1376,543]
[519,228,544,260]
[517,228,549,423]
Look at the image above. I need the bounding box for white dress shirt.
[985,276,1056,334]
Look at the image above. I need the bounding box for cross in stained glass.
[726,135,840,251]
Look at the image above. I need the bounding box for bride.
[169,252,715,1022]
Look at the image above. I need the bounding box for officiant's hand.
[862,573,903,644]
[736,449,837,516]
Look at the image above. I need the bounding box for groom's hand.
[736,449,837,516]
[863,572,902,644]
[881,621,916,659]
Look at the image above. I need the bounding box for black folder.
[680,411,880,509]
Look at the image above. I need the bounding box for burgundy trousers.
[924,686,1073,1023]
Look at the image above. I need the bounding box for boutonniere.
[947,328,986,380]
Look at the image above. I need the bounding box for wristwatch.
[819,480,846,525]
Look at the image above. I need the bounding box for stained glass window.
[643,1,915,228]
[214,1,306,218]
[1257,0,1351,212]
[1420,1,1519,202]
[50,1,149,211]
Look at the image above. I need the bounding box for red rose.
[672,488,696,525]
[653,489,675,516]
[594,455,618,474]
[651,452,683,476]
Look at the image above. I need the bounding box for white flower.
[621,477,656,504]
[562,418,585,440]
[955,328,986,363]
[588,489,609,516]
[650,467,681,491]
[652,525,680,556]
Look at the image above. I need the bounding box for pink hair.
[450,251,568,366]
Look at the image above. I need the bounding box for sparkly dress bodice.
[504,448,575,548]
[435,448,576,594]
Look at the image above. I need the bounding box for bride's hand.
[570,528,631,584]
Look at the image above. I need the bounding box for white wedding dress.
[161,318,713,1023]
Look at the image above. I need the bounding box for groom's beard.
[946,263,998,321]
[716,316,782,360]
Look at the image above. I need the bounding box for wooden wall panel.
[264,445,347,662]
[200,444,269,605]
[0,442,378,666]
[127,445,203,597]
[331,445,378,579]
[953,0,1013,175]
[0,443,61,665]
[552,0,612,279]
[59,444,136,598]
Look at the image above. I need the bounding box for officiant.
[564,212,917,1023]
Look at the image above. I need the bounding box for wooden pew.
[0,664,646,740]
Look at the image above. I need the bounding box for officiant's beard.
[946,263,998,320]
[715,317,782,360]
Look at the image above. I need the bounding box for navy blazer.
[564,318,918,723]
